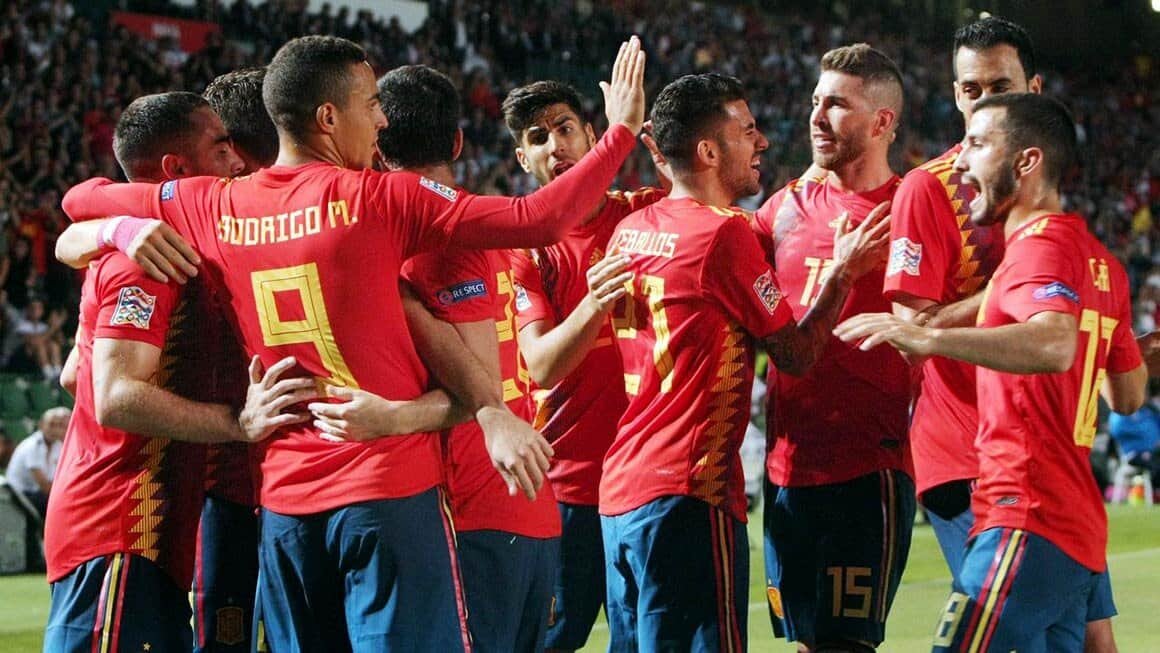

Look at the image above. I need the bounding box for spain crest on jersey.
[110,286,157,329]
[886,237,923,277]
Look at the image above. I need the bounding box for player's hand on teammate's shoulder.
[601,35,647,136]
[126,219,201,284]
[584,253,633,314]
[307,386,419,442]
[831,200,891,283]
[237,356,319,443]
[476,405,554,501]
[833,311,934,356]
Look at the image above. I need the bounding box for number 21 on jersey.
[612,274,674,394]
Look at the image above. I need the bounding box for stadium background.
[0,0,1158,650]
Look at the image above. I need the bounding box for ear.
[1027,74,1044,95]
[515,146,532,173]
[1014,146,1043,179]
[873,108,897,139]
[584,122,596,147]
[452,129,464,162]
[695,138,719,170]
[952,81,971,115]
[160,153,185,179]
[316,102,338,135]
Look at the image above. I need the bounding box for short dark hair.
[501,81,588,143]
[820,43,904,115]
[263,36,367,137]
[649,73,747,172]
[204,67,278,167]
[973,93,1076,188]
[953,16,1037,79]
[376,65,459,169]
[113,92,209,181]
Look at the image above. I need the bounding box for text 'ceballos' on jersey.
[975,213,1142,572]
[509,188,663,506]
[600,197,793,523]
[883,145,1004,495]
[752,173,911,486]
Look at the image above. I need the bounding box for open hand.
[238,356,318,442]
[601,35,647,135]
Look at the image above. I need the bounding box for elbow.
[92,379,131,430]
[59,370,77,398]
[1111,393,1146,416]
[526,364,560,390]
[1040,333,1078,374]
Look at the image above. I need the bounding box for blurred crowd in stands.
[0,0,1157,383]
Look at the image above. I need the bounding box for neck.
[825,151,894,193]
[273,132,343,168]
[403,162,456,187]
[1003,184,1063,239]
[667,170,736,208]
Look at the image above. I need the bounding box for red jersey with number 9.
[58,125,636,515]
[974,214,1142,572]
[600,197,794,523]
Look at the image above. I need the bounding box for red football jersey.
[59,124,636,515]
[600,197,794,522]
[510,188,663,505]
[45,254,206,587]
[974,214,1142,572]
[403,247,560,538]
[882,145,1005,495]
[752,174,911,486]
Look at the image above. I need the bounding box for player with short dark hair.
[838,92,1147,653]
[61,34,648,651]
[44,91,306,653]
[503,79,664,653]
[378,63,562,652]
[204,67,278,172]
[599,72,889,651]
[752,44,912,653]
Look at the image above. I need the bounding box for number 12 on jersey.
[612,274,674,394]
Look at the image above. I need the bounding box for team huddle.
[38,13,1147,653]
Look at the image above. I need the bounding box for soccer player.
[751,44,912,653]
[599,73,889,652]
[204,67,278,175]
[43,91,312,653]
[837,93,1147,653]
[502,80,663,653]
[383,64,562,652]
[60,35,647,651]
[882,14,1037,583]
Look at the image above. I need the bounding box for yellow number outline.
[1073,308,1117,447]
[251,263,357,388]
[612,274,674,393]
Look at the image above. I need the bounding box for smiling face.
[953,44,1041,124]
[954,106,1018,226]
[515,102,596,186]
[809,71,883,172]
[715,99,768,201]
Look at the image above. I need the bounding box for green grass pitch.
[0,505,1156,652]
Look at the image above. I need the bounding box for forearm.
[449,125,637,249]
[389,389,471,432]
[923,293,984,329]
[55,220,109,268]
[520,300,606,387]
[928,322,1073,373]
[62,178,159,222]
[96,377,242,443]
[406,305,503,413]
[767,268,853,376]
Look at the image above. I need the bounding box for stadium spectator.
[4,406,68,518]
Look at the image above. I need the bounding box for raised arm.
[518,253,631,387]
[762,202,892,376]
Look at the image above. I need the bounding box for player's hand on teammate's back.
[585,253,633,313]
[238,356,319,442]
[601,35,647,136]
[126,219,202,284]
[307,386,423,442]
[476,405,554,501]
[831,200,891,282]
[833,312,934,356]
